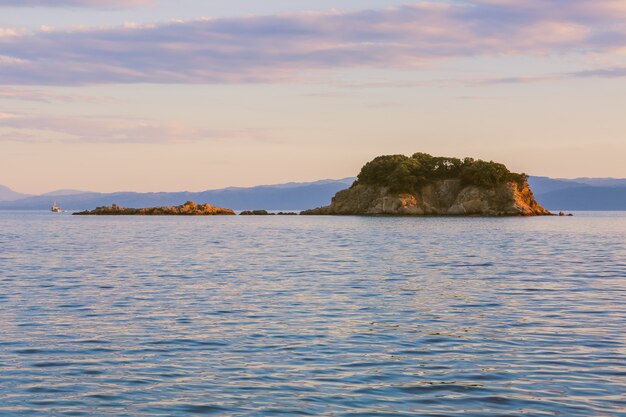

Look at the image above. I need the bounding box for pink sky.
[1,0,626,193]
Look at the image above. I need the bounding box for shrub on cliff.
[355,152,527,192]
[357,155,421,192]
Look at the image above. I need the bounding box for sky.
[1,0,626,194]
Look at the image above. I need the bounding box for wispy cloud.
[569,66,626,79]
[0,86,111,102]
[320,63,626,90]
[0,2,625,85]
[0,112,237,144]
[470,66,626,85]
[0,0,152,8]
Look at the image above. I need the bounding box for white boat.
[51,203,61,213]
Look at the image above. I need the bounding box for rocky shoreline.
[240,210,298,215]
[72,153,554,217]
[300,153,552,216]
[74,201,235,216]
[301,180,550,216]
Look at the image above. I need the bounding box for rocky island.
[74,201,235,216]
[301,153,551,216]
[239,210,298,215]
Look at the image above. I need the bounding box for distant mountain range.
[1,176,624,211]
[0,184,31,202]
[0,186,88,202]
[0,178,355,211]
[528,177,626,211]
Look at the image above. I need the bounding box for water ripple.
[0,211,625,416]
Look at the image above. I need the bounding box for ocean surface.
[1,211,625,416]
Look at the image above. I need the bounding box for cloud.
[470,66,626,85]
[0,0,151,8]
[0,112,234,144]
[0,86,110,102]
[0,1,625,85]
[569,66,626,79]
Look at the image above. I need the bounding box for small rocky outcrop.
[239,210,299,215]
[301,153,551,216]
[74,201,235,216]
[240,210,271,215]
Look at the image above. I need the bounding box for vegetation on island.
[354,152,528,193]
[74,201,235,215]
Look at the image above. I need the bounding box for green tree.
[354,152,526,191]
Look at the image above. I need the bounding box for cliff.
[300,153,551,216]
[301,180,550,216]
[74,201,235,216]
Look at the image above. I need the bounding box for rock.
[239,210,297,215]
[302,152,552,216]
[73,201,235,216]
[301,180,551,216]
[240,210,273,215]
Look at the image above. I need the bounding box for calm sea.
[1,211,625,416]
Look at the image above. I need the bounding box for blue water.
[1,211,625,416]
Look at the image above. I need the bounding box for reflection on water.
[1,211,625,416]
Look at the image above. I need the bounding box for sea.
[1,211,625,416]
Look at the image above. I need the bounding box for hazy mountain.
[0,185,32,202]
[527,176,584,194]
[41,189,90,197]
[534,185,626,211]
[0,178,355,211]
[529,176,626,210]
[570,178,626,187]
[1,176,625,211]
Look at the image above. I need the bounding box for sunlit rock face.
[301,180,551,216]
[74,201,235,216]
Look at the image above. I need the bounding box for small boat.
[51,203,62,213]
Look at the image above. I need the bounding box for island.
[73,201,235,216]
[301,153,551,216]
